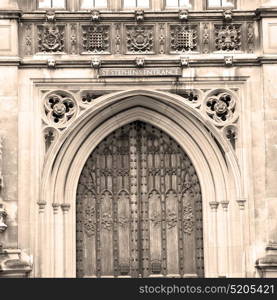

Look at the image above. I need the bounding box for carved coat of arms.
[127,26,153,53]
[38,24,64,52]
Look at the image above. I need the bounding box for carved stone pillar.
[209,201,219,277]
[61,203,71,277]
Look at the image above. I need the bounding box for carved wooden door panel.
[76,121,204,278]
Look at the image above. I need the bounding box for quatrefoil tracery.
[44,92,77,128]
[205,92,236,124]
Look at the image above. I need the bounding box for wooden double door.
[76,121,204,278]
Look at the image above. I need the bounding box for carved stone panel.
[170,24,198,53]
[214,24,242,52]
[126,25,154,54]
[37,24,65,53]
[76,121,204,278]
[82,25,110,53]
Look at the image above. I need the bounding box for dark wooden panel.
[76,121,204,278]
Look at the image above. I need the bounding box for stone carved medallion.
[127,25,154,53]
[44,92,77,127]
[82,25,109,53]
[171,25,198,52]
[205,92,236,124]
[215,24,241,51]
[38,24,65,53]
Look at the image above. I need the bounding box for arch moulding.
[37,89,247,278]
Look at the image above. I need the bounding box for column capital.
[61,203,71,213]
[237,198,246,210]
[52,203,60,214]
[209,201,219,210]
[220,200,229,212]
[37,201,47,213]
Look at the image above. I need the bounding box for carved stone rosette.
[38,24,65,53]
[44,92,77,128]
[205,92,236,125]
[126,25,154,54]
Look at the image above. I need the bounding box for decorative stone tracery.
[205,92,236,124]
[38,24,65,53]
[44,92,77,128]
[215,24,242,51]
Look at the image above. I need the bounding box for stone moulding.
[0,249,32,278]
[35,88,244,277]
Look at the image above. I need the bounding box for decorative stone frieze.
[21,17,256,56]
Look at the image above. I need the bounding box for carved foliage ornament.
[215,24,241,51]
[127,26,153,53]
[38,24,65,53]
[171,25,197,52]
[44,92,77,127]
[82,25,109,53]
[206,92,236,124]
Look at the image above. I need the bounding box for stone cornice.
[20,10,258,22]
[0,10,22,19]
[15,56,275,68]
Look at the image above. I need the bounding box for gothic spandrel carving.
[38,24,65,53]
[205,92,236,124]
[170,25,198,53]
[82,25,110,53]
[44,92,77,128]
[126,25,154,54]
[214,24,241,51]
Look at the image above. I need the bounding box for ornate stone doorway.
[76,121,204,278]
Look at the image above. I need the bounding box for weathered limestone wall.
[0,66,18,248]
[263,64,277,244]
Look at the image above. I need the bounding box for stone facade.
[0,0,277,278]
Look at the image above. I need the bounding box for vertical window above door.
[80,0,108,9]
[123,0,150,9]
[165,0,193,9]
[206,0,235,9]
[38,0,66,9]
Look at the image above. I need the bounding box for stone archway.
[37,90,245,278]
